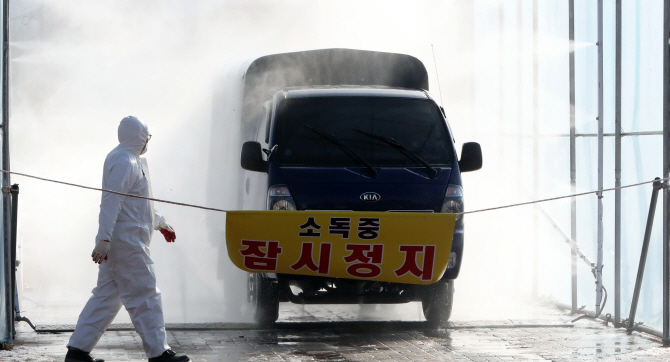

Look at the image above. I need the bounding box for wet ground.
[2,302,669,362]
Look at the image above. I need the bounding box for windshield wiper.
[353,128,437,178]
[302,125,377,177]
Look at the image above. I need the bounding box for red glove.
[158,222,176,242]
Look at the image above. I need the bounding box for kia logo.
[360,192,381,202]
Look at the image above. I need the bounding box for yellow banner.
[226,211,455,285]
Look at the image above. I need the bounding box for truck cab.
[238,49,482,326]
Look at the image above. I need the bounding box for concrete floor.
[2,302,669,361]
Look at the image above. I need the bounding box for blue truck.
[239,49,482,326]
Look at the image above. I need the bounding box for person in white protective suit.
[65,116,189,362]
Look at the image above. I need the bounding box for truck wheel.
[422,280,454,327]
[248,273,279,326]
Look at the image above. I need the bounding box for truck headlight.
[267,185,296,210]
[441,184,463,227]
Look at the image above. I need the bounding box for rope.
[0,169,666,216]
[0,170,228,213]
[461,177,669,215]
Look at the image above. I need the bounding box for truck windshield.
[274,96,454,168]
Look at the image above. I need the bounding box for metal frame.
[565,0,670,341]
[614,0,622,328]
[663,0,670,346]
[532,0,539,299]
[595,0,604,317]
[626,179,662,335]
[569,0,577,316]
[1,0,10,346]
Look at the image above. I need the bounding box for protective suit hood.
[118,116,150,156]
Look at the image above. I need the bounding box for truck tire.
[422,280,454,327]
[248,273,279,326]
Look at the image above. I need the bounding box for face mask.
[141,134,151,155]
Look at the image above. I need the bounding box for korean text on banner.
[226,211,456,285]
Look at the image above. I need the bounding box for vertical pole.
[569,0,577,315]
[614,0,622,327]
[500,3,505,222]
[662,0,670,346]
[532,0,539,299]
[595,0,604,316]
[500,3,505,136]
[517,0,523,163]
[1,0,10,344]
[517,0,524,296]
[626,180,662,334]
[8,184,16,336]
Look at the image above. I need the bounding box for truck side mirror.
[241,141,268,172]
[459,142,482,172]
